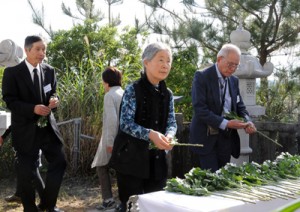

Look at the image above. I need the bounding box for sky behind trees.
[0,0,298,69]
[0,0,146,48]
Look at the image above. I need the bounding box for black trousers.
[116,172,166,212]
[15,151,44,199]
[16,126,66,212]
[198,131,232,172]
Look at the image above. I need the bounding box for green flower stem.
[171,143,204,147]
[213,192,256,203]
[255,130,283,147]
[225,111,282,147]
[255,187,292,200]
[149,139,203,150]
[273,183,299,192]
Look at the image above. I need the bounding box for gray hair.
[217,43,241,58]
[142,42,172,72]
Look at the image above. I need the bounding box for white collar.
[25,59,40,74]
[215,63,227,81]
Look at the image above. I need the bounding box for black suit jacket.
[2,60,63,153]
[189,64,250,158]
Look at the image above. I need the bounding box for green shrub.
[0,137,15,179]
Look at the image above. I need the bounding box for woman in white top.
[91,66,124,210]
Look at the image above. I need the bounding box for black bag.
[109,130,150,179]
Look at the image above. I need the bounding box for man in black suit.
[2,35,66,212]
[189,43,256,172]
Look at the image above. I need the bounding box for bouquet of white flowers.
[37,116,48,128]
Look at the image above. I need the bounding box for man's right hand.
[34,105,51,116]
[48,97,59,109]
[227,119,248,129]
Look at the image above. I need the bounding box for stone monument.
[230,23,273,165]
[0,39,23,67]
[0,39,23,134]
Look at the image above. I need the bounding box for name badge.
[44,84,52,93]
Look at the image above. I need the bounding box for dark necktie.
[33,68,42,103]
[219,78,226,101]
[219,77,228,114]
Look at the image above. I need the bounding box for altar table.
[135,190,300,212]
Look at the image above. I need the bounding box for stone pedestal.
[229,22,273,165]
[231,130,253,166]
[0,111,11,135]
[230,78,266,164]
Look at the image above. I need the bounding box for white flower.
[37,116,48,128]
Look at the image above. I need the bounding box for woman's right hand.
[107,146,113,153]
[149,130,173,150]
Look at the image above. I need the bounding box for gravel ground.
[0,176,119,212]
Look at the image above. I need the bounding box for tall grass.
[55,57,105,175]
[55,50,141,176]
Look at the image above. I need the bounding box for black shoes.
[114,203,125,212]
[38,204,64,212]
[96,199,116,211]
[4,194,22,203]
[47,207,64,212]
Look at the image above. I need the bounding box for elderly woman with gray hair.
[110,42,177,212]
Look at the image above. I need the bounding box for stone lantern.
[0,39,23,134]
[230,23,274,165]
[0,39,23,67]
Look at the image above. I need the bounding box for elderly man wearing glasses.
[189,43,256,172]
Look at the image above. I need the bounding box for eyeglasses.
[223,57,239,69]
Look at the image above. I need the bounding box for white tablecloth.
[137,191,244,212]
[137,191,300,212]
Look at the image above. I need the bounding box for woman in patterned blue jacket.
[110,42,177,212]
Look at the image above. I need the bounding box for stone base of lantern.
[0,111,11,135]
[230,129,253,166]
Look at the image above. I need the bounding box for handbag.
[109,130,150,179]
